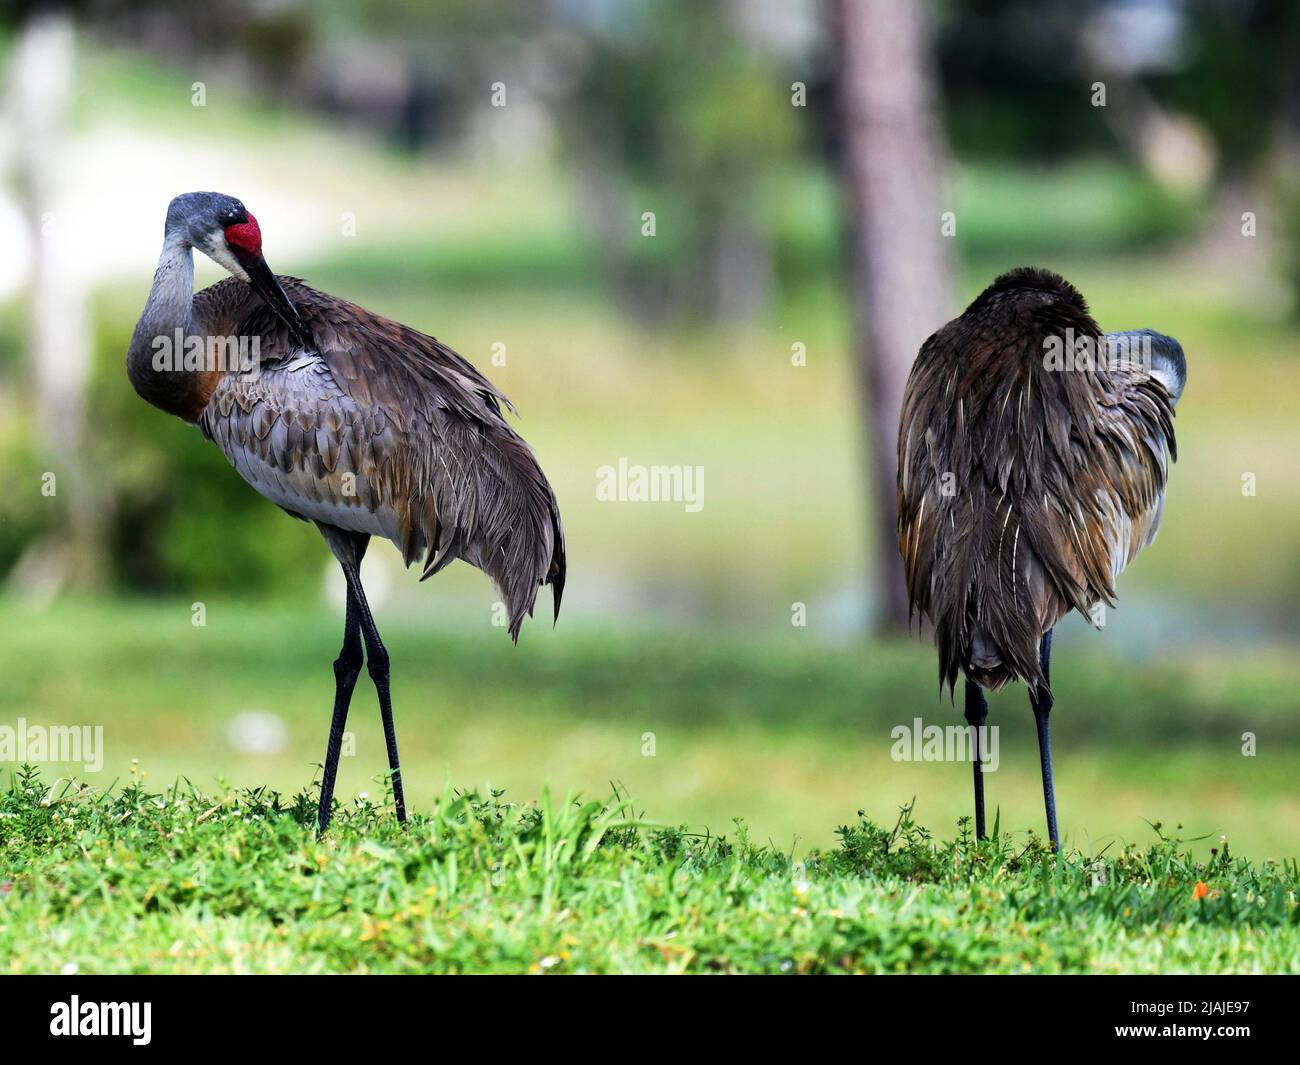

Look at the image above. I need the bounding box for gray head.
[1106,328,1186,406]
[164,191,264,282]
[163,190,313,350]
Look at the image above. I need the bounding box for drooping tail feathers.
[418,418,566,642]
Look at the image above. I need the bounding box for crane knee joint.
[333,655,361,685]
[365,647,390,678]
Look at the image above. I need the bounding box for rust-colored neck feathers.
[127,240,251,422]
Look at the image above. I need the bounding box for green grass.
[2,599,1298,864]
[2,766,1296,974]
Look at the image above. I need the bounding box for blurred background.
[1,0,1297,858]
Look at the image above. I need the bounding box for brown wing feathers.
[195,277,565,641]
[897,268,1177,695]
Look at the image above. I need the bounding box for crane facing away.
[128,192,566,833]
[897,268,1184,851]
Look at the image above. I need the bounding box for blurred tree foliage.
[312,0,807,322]
[0,414,63,584]
[65,0,1300,321]
[543,1,802,322]
[1156,0,1299,177]
[937,0,1299,175]
[937,0,1115,160]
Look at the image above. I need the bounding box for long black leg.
[1030,629,1059,851]
[963,679,990,840]
[340,561,407,823]
[317,581,363,834]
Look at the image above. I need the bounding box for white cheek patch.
[205,230,251,282]
[1151,362,1184,404]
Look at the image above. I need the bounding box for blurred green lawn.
[2,600,1296,862]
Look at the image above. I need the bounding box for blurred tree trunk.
[834,0,954,634]
[7,9,99,599]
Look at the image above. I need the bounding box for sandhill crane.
[127,192,565,833]
[897,267,1184,851]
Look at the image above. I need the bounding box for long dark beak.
[244,255,317,353]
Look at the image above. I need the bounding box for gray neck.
[127,236,205,417]
[130,235,194,356]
